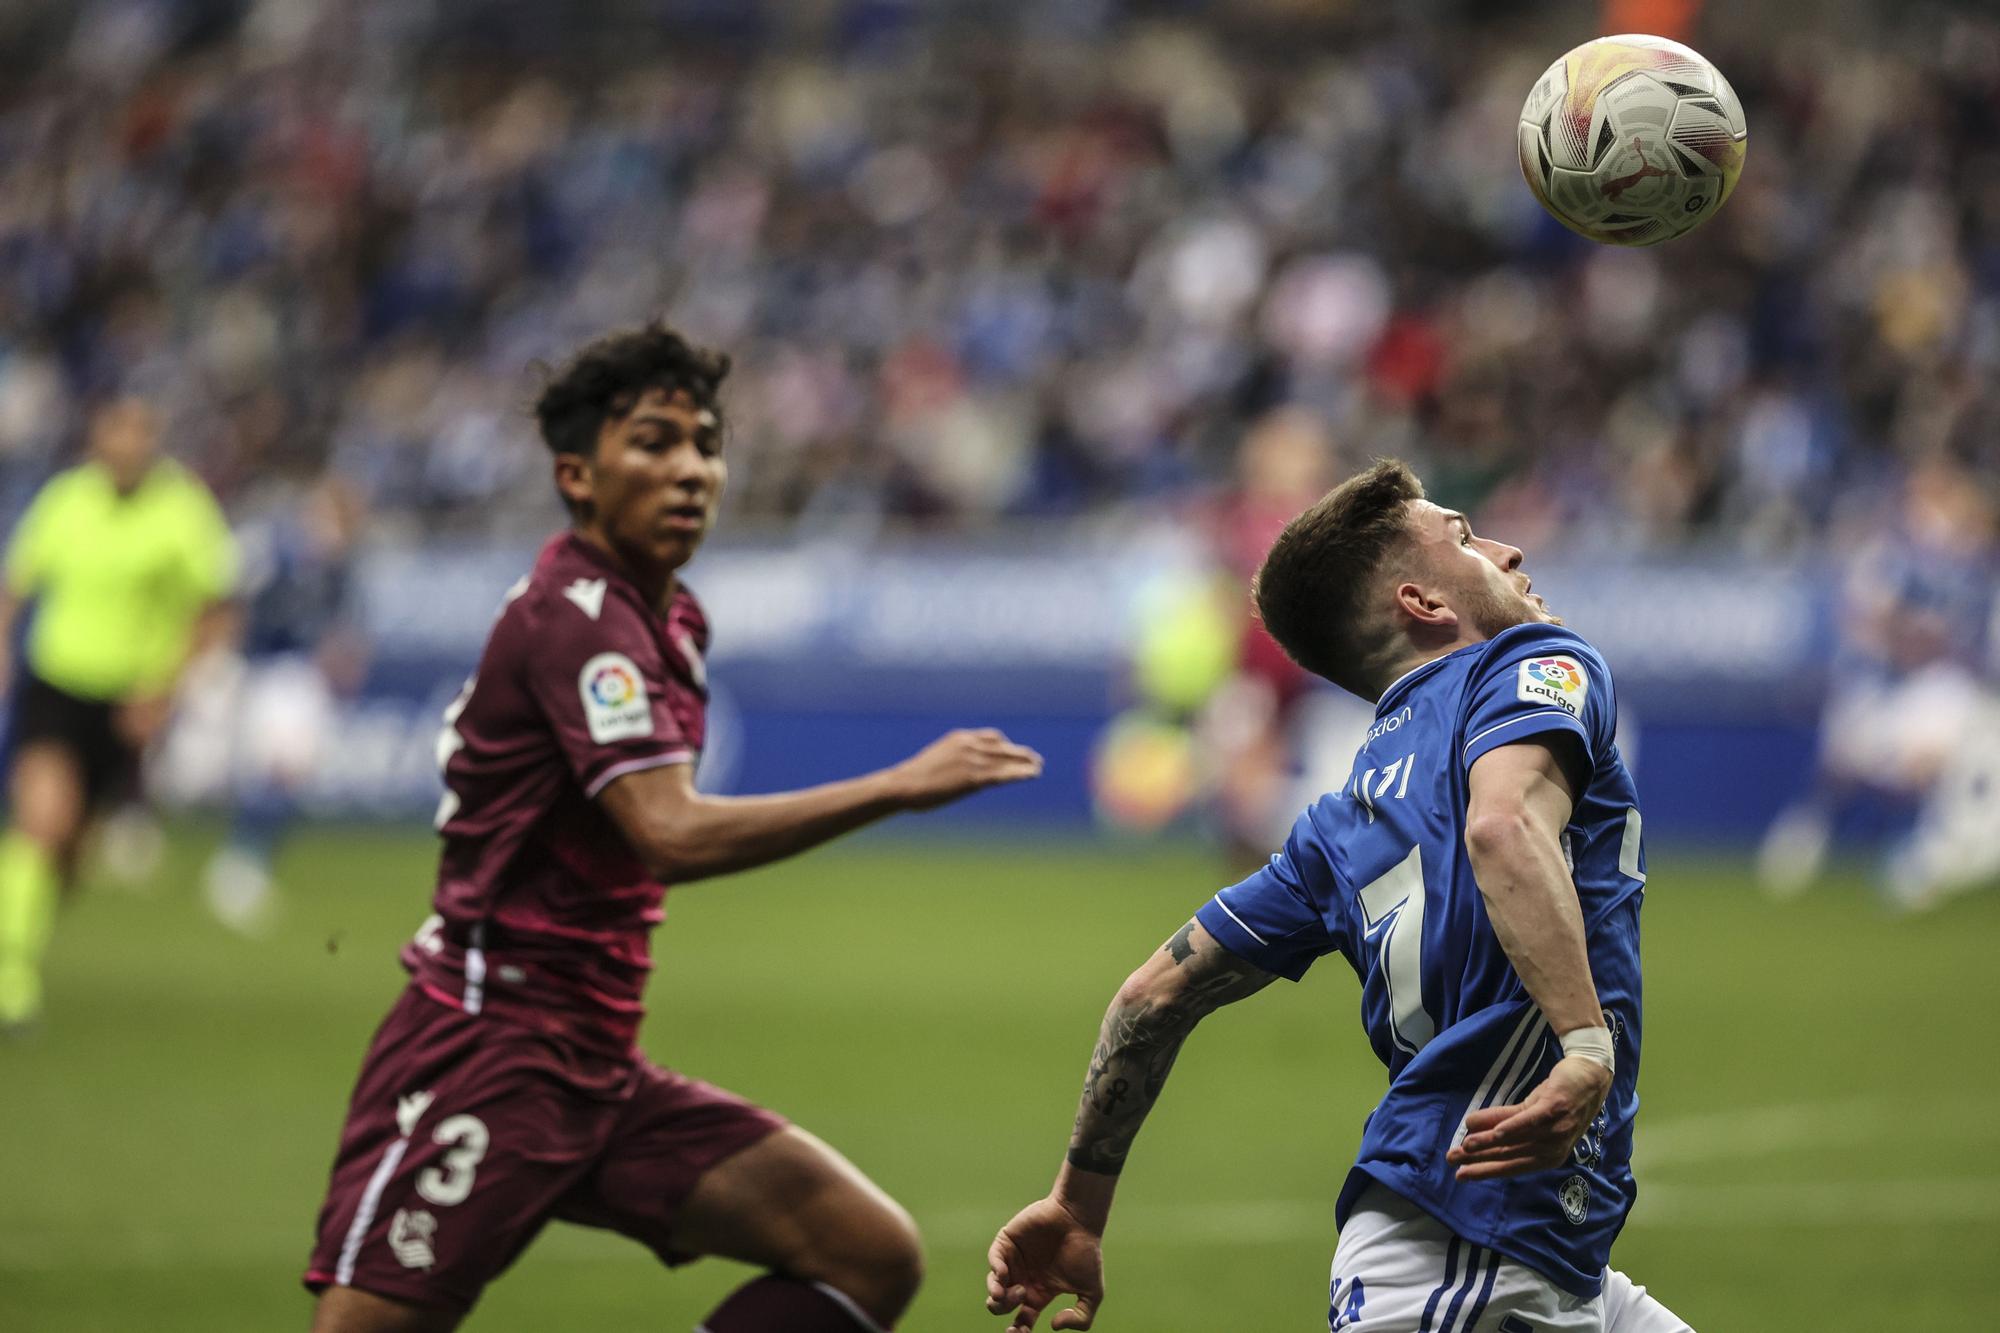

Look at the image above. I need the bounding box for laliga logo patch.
[579,652,653,743]
[1526,658,1582,691]
[1517,655,1588,717]
[588,663,638,707]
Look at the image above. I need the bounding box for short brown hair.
[1252,459,1426,699]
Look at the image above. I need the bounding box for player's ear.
[553,451,594,512]
[1392,580,1457,629]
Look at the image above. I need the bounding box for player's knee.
[9,750,84,850]
[866,1197,926,1308]
[803,1193,924,1323]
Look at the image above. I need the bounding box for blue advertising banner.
[285,539,1844,843]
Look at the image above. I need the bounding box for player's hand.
[1446,1053,1612,1181]
[986,1196,1104,1331]
[893,729,1043,810]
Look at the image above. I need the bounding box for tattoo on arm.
[1065,920,1275,1176]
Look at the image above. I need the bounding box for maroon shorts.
[303,985,786,1314]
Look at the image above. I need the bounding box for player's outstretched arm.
[597,727,1042,883]
[1450,736,1615,1181]
[986,920,1275,1332]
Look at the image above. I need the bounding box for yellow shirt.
[5,460,237,701]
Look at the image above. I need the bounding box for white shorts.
[1327,1185,1690,1333]
[1819,664,1982,790]
[236,654,336,787]
[153,651,337,806]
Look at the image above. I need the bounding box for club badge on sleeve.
[1518,656,1588,717]
[579,652,654,742]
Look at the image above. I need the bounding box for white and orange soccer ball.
[1518,34,1748,246]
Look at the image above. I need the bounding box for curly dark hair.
[1252,459,1426,700]
[532,321,731,458]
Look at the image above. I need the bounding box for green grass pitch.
[3,826,1997,1330]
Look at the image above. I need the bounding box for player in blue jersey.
[986,460,1688,1332]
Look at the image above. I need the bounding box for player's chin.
[650,528,706,566]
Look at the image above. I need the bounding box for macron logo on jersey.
[396,1090,434,1137]
[580,652,653,743]
[563,578,608,620]
[1518,655,1588,717]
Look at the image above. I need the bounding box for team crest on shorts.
[1558,1173,1591,1225]
[1518,655,1588,717]
[389,1208,438,1269]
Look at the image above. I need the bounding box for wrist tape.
[1559,1024,1615,1074]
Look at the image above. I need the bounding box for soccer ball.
[1518,34,1748,246]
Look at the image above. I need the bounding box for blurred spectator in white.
[1758,456,2000,909]
[160,474,368,933]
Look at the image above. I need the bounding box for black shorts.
[9,673,139,811]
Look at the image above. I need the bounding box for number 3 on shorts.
[416,1114,490,1207]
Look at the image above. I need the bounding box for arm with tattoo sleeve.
[986,920,1276,1332]
[1063,920,1276,1175]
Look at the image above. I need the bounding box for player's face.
[571,386,727,573]
[1408,500,1560,637]
[89,399,162,494]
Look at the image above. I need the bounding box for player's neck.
[572,526,679,612]
[1375,634,1481,701]
[91,457,156,497]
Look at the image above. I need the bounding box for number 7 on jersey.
[1357,845,1436,1054]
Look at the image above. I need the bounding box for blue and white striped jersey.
[1195,623,1647,1297]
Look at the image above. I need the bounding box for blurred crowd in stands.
[0,0,1997,558]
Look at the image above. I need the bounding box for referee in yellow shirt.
[0,398,237,1030]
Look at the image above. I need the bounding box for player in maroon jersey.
[303,323,1043,1332]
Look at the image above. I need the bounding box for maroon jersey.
[402,532,709,1061]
